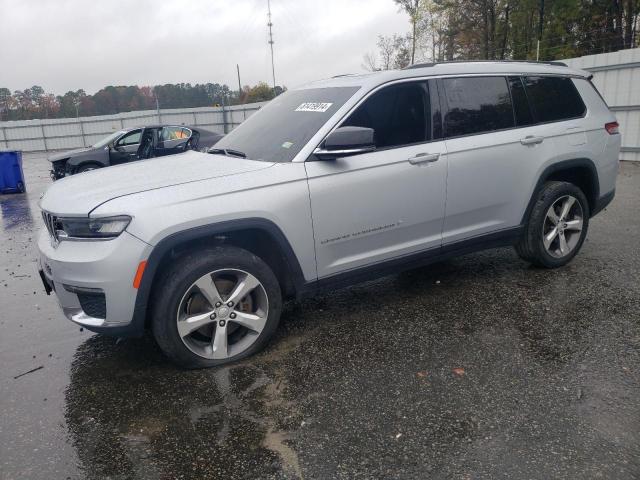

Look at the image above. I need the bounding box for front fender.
[128,218,308,335]
[66,148,109,168]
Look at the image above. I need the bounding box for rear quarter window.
[523,76,586,123]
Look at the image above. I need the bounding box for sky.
[0,0,409,95]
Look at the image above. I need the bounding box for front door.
[305,80,448,279]
[110,129,142,165]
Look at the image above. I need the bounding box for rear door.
[440,75,556,244]
[305,80,448,278]
[157,126,192,156]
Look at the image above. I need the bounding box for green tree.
[0,87,11,120]
[394,0,425,64]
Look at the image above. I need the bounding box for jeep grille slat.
[42,211,59,242]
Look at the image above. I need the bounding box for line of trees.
[0,82,285,122]
[364,0,640,70]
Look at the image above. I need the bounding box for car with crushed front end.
[37,61,620,368]
[48,125,224,179]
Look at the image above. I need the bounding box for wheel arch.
[73,161,104,173]
[521,158,600,225]
[66,149,110,169]
[132,218,307,333]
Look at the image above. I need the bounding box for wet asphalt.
[1,155,639,479]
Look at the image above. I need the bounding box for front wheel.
[515,181,589,268]
[151,246,282,368]
[76,163,102,174]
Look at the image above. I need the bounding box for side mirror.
[313,126,375,160]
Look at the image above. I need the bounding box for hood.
[48,147,95,162]
[40,151,274,215]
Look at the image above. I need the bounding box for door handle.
[520,135,544,145]
[408,152,440,164]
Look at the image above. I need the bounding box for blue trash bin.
[0,151,26,194]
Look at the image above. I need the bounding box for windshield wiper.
[208,148,247,159]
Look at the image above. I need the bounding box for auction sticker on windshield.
[295,102,333,112]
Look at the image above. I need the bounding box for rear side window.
[523,76,586,123]
[342,81,430,148]
[442,77,514,137]
[508,76,534,127]
[162,126,191,141]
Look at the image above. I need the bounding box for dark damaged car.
[49,125,224,179]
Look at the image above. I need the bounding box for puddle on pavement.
[0,193,35,231]
[63,334,305,479]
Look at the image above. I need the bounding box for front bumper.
[37,227,152,336]
[49,161,67,180]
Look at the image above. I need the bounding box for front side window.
[213,86,360,162]
[116,129,142,147]
[342,82,430,148]
[443,76,514,137]
[93,130,125,148]
[523,76,586,123]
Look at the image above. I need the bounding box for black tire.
[516,181,590,268]
[151,245,282,369]
[76,163,103,174]
[16,181,25,193]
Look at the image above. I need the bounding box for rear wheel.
[151,246,282,368]
[516,181,589,268]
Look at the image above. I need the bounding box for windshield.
[93,130,126,148]
[213,86,360,162]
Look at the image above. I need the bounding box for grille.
[77,292,107,319]
[42,211,60,241]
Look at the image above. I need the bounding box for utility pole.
[154,87,162,122]
[537,0,544,60]
[237,64,246,119]
[267,0,276,94]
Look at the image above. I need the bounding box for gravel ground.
[1,154,639,479]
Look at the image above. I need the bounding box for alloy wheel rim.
[542,195,584,258]
[176,268,269,360]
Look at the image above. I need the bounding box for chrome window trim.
[308,72,590,157]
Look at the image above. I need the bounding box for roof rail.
[404,60,568,69]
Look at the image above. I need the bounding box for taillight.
[605,121,619,134]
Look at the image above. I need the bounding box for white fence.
[0,103,265,152]
[564,48,640,162]
[1,49,639,159]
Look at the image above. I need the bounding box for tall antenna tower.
[267,0,276,92]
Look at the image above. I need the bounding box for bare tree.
[377,35,397,69]
[362,52,379,71]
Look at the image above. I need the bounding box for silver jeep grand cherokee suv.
[38,61,620,368]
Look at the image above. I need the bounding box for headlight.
[58,215,131,239]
